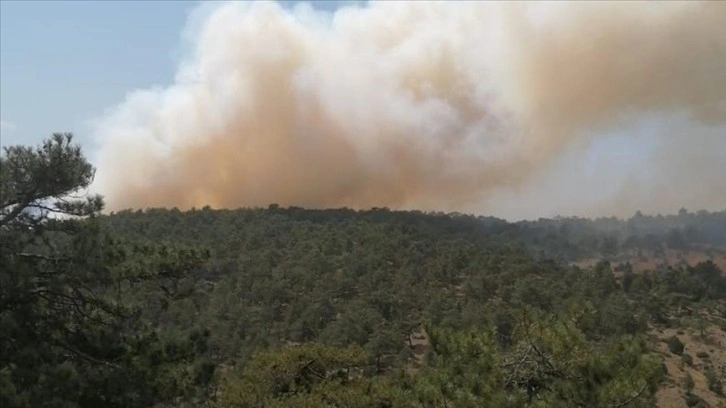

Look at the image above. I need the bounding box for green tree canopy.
[1,134,211,408]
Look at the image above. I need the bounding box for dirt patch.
[657,384,686,408]
[652,325,726,407]
[574,247,726,275]
[405,328,430,374]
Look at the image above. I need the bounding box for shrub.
[696,351,709,359]
[667,335,685,355]
[683,373,695,392]
[684,392,707,408]
[705,367,723,395]
[681,353,694,366]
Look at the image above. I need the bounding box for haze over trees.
[2,135,725,407]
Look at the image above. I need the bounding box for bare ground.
[653,323,726,407]
[574,248,726,274]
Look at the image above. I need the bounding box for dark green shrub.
[681,353,694,366]
[667,335,685,355]
[684,392,707,408]
[696,351,709,359]
[705,367,723,395]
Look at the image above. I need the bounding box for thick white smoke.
[92,1,726,218]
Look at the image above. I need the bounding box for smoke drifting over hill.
[92,1,726,218]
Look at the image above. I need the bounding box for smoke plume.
[92,1,726,218]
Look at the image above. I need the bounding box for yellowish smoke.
[92,1,726,216]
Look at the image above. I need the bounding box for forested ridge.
[2,135,725,407]
[103,204,726,262]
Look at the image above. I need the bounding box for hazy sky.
[0,0,344,148]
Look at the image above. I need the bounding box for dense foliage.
[2,135,725,407]
[1,135,211,407]
[101,206,726,406]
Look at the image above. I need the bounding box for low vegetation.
[2,135,725,407]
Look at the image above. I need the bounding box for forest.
[2,134,725,407]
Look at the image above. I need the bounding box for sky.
[1,1,723,220]
[0,0,344,148]
[1,1,188,148]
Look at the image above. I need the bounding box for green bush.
[667,335,685,355]
[684,392,707,408]
[705,367,723,395]
[681,353,694,366]
[696,351,710,359]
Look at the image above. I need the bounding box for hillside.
[94,206,726,407]
[3,139,726,408]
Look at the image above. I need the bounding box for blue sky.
[1,1,190,148]
[0,0,344,149]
